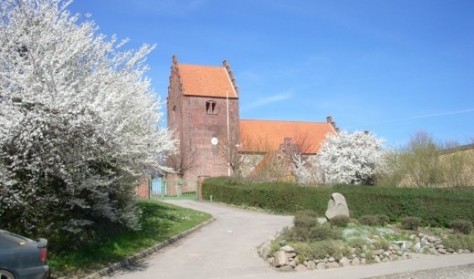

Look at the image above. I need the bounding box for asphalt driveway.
[104,200,474,279]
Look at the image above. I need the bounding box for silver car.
[0,229,49,279]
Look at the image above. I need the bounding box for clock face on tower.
[211,137,219,145]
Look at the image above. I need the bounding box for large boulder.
[325,192,350,220]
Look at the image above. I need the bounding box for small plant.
[359,215,379,226]
[308,240,344,260]
[294,210,319,228]
[373,238,390,250]
[443,234,474,251]
[293,223,340,241]
[449,220,473,235]
[400,216,422,231]
[347,237,370,250]
[359,214,390,226]
[365,250,375,263]
[376,215,390,226]
[330,215,350,228]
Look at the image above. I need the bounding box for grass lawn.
[48,199,212,278]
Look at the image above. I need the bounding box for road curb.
[84,217,216,279]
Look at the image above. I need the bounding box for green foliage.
[293,240,344,260]
[280,210,341,242]
[443,234,474,251]
[359,215,380,226]
[373,238,390,250]
[400,216,422,230]
[330,215,350,228]
[347,237,370,250]
[378,132,474,188]
[202,177,474,228]
[449,220,473,235]
[294,210,319,228]
[377,215,390,226]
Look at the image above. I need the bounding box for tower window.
[206,100,217,114]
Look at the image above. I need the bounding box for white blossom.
[317,131,385,185]
[0,0,175,238]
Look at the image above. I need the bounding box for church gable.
[171,56,238,99]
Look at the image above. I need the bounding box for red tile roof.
[177,64,238,98]
[239,119,337,154]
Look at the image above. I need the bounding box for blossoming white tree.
[317,131,385,185]
[0,0,174,243]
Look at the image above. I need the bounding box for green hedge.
[202,177,474,228]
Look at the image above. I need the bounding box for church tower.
[167,56,240,181]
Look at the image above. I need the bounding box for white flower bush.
[317,131,385,185]
[0,0,174,243]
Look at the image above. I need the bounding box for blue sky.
[69,0,474,147]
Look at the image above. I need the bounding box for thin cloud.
[241,92,293,111]
[400,108,474,121]
[349,108,474,129]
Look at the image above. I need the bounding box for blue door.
[151,177,163,197]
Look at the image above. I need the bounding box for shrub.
[292,223,340,242]
[359,214,390,226]
[400,216,422,230]
[294,240,344,260]
[359,215,380,226]
[202,177,474,228]
[376,214,390,226]
[373,238,390,250]
[347,237,370,254]
[449,220,473,235]
[330,215,350,228]
[294,210,319,228]
[443,234,474,251]
[285,211,341,242]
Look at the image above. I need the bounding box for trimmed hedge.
[202,177,474,228]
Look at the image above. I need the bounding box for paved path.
[105,200,474,279]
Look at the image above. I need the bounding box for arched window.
[206,100,217,114]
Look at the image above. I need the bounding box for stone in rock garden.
[305,261,317,270]
[413,242,421,252]
[295,264,308,272]
[339,257,351,267]
[285,252,297,259]
[258,241,272,258]
[437,248,447,254]
[316,262,326,269]
[427,236,438,243]
[325,193,350,220]
[351,257,361,265]
[289,260,297,268]
[274,251,288,267]
[280,245,295,252]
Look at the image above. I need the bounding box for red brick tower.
[167,56,240,181]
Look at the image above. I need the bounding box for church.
[166,56,338,184]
